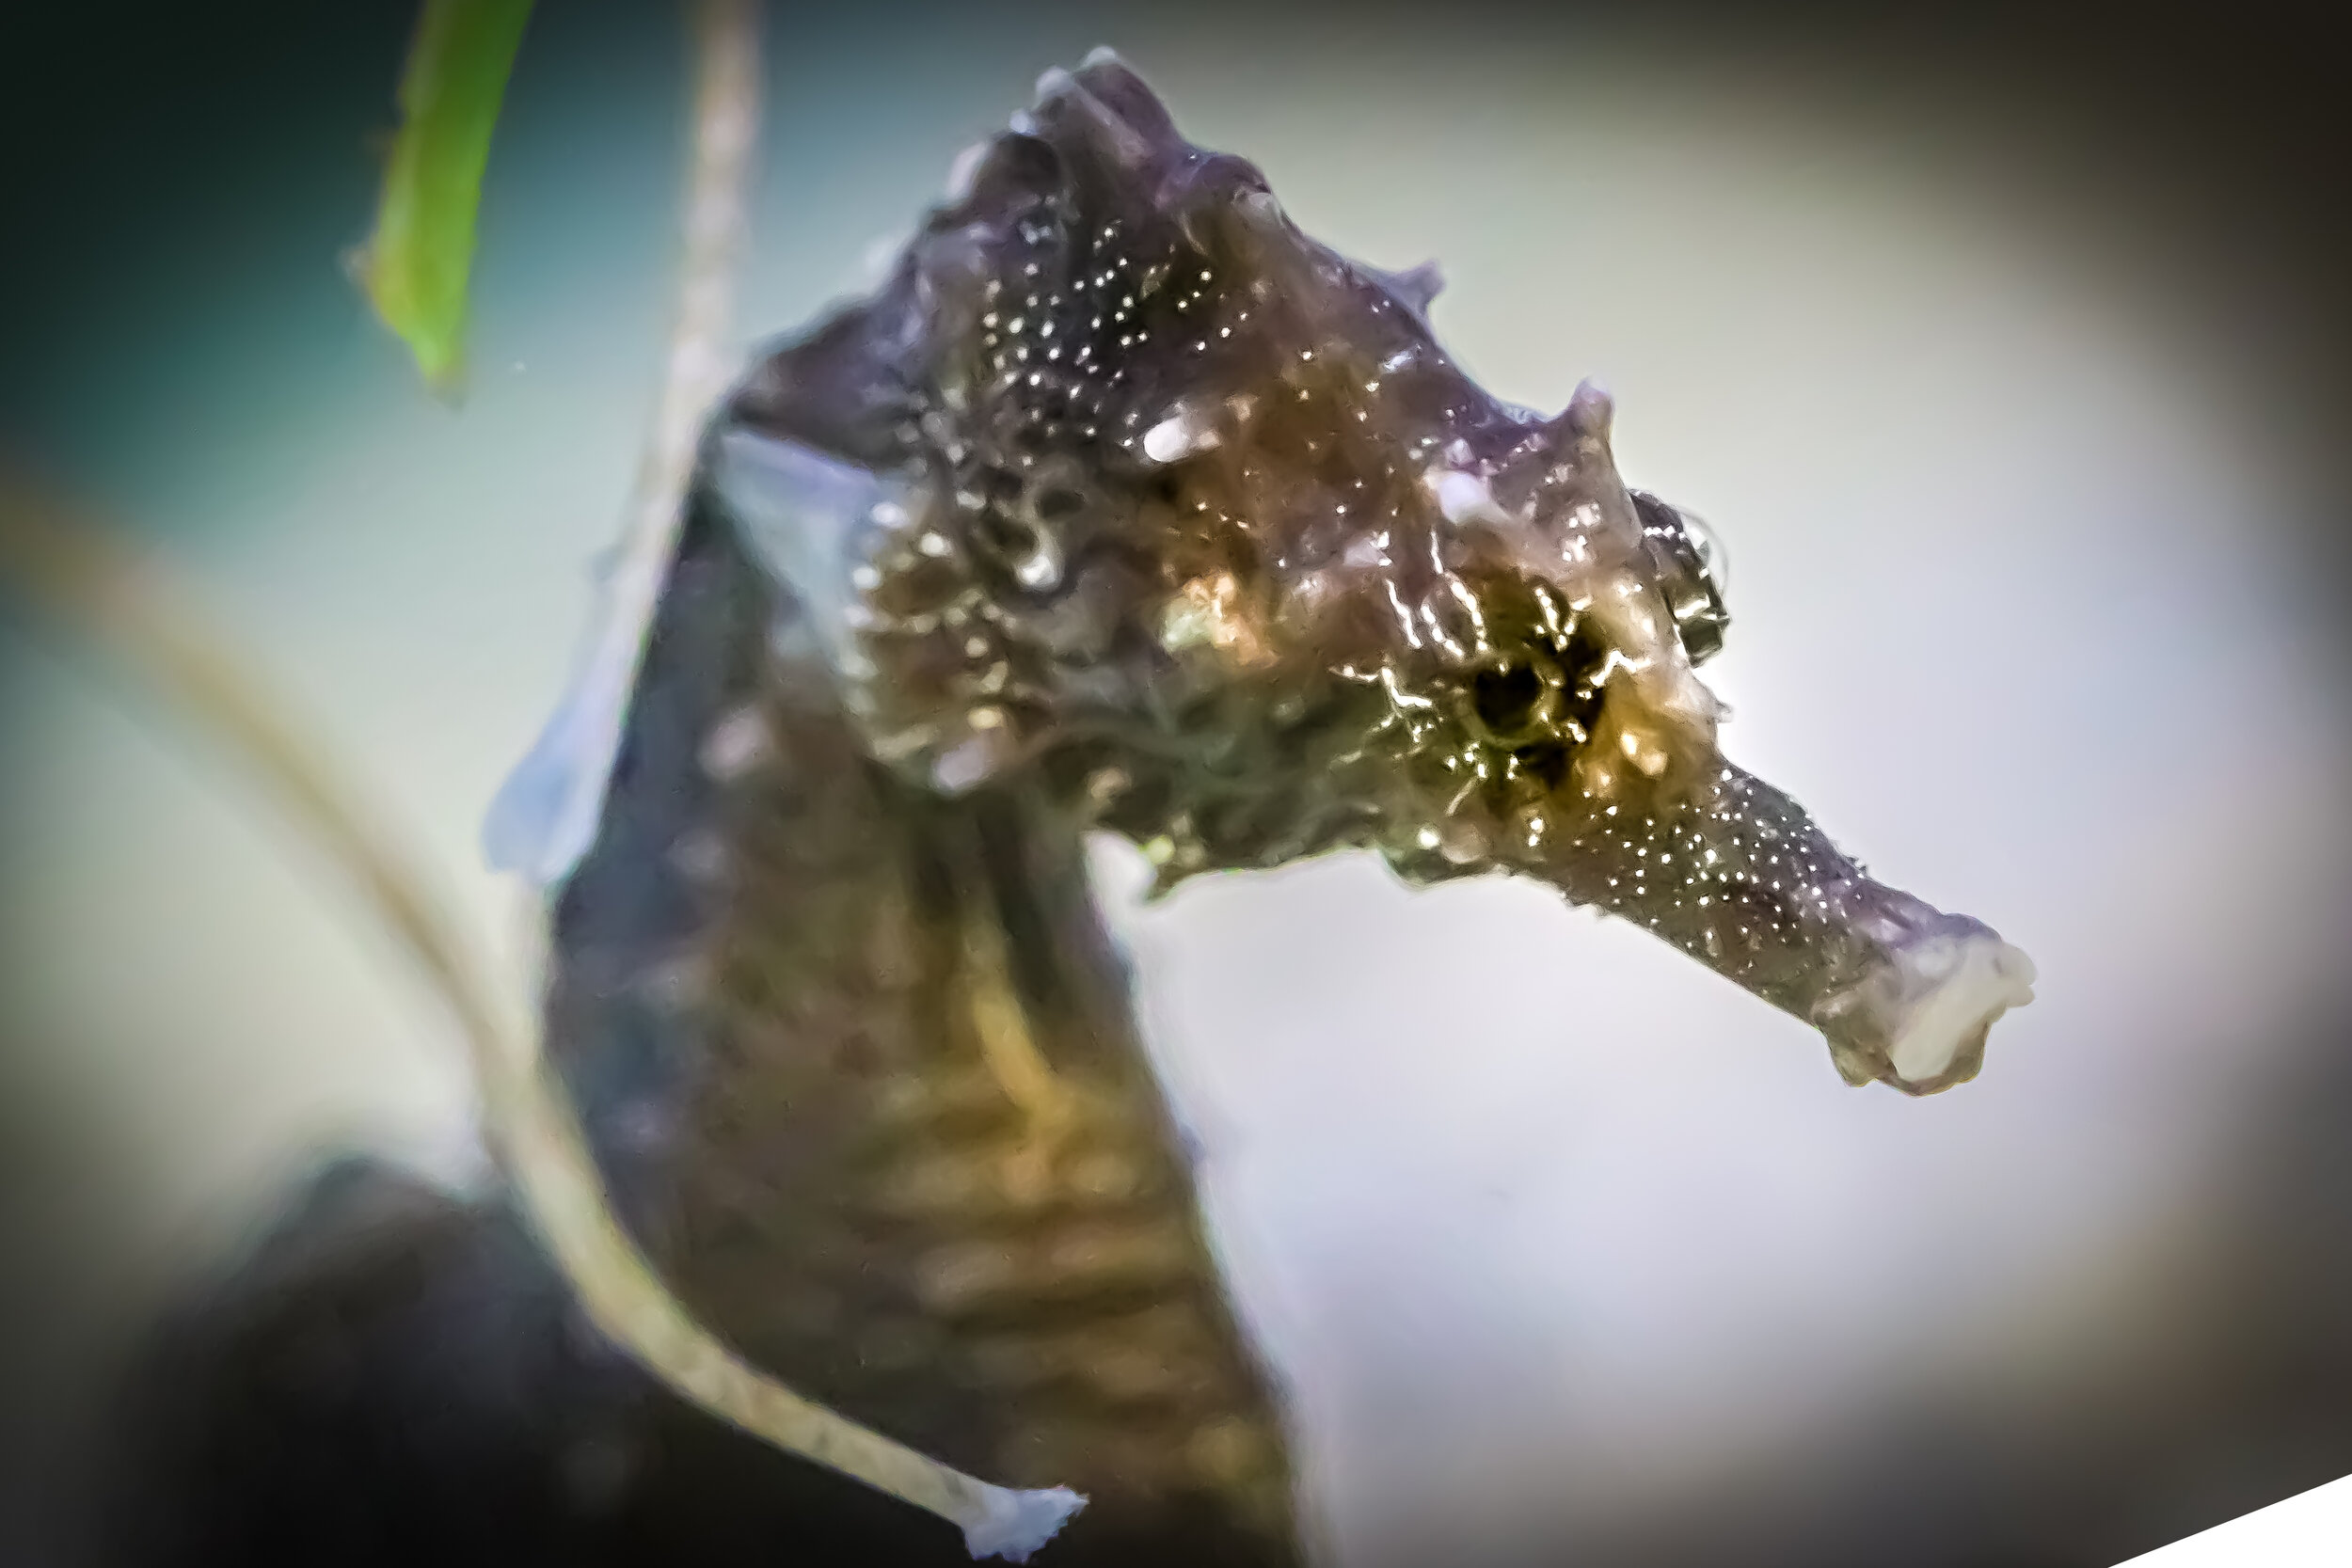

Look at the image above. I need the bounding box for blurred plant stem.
[480,0,763,885]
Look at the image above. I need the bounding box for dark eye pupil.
[1472,661,1545,734]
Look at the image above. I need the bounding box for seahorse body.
[540,47,2032,1560]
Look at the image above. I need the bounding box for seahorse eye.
[1466,655,1559,748]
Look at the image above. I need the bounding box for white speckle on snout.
[1142,410,1220,464]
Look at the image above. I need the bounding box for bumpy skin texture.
[714,53,2031,1095]
[535,51,2031,1560]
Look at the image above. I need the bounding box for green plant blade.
[355,0,534,396]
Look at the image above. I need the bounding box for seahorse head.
[717,49,2033,1096]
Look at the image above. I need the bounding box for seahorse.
[494,49,2034,1564]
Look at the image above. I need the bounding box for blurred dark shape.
[89,1158,1288,1568]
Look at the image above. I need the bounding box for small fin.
[484,431,893,888]
[482,658,628,885]
[713,426,895,680]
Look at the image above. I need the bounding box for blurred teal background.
[3,4,2349,1563]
